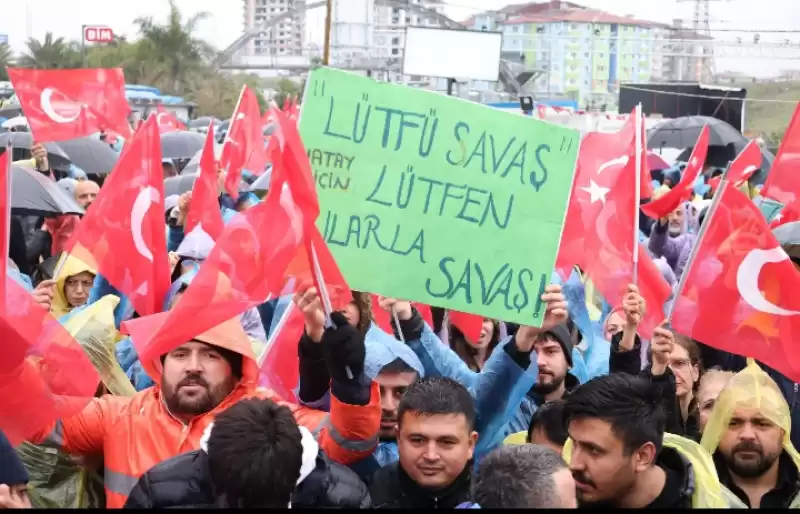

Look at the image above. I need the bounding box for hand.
[293,286,325,343]
[622,283,645,328]
[0,484,31,509]
[168,252,180,275]
[377,296,412,321]
[176,192,191,226]
[31,142,48,172]
[540,283,567,332]
[321,311,365,383]
[31,279,56,310]
[650,322,674,376]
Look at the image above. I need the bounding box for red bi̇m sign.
[84,26,114,43]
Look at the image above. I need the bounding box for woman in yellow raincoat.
[49,255,96,319]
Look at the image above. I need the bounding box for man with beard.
[648,202,696,279]
[701,362,800,508]
[563,373,737,508]
[2,308,381,508]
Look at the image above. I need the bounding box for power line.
[619,84,800,104]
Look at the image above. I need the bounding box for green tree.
[19,32,81,68]
[133,0,213,95]
[272,77,302,108]
[0,44,13,80]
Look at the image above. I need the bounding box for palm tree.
[19,32,82,68]
[134,0,214,95]
[0,44,13,80]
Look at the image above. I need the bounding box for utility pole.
[322,0,333,65]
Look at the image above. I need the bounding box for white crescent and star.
[279,184,304,246]
[736,246,800,316]
[156,112,170,125]
[581,155,628,205]
[40,88,80,124]
[131,186,160,262]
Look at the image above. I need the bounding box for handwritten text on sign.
[299,68,580,326]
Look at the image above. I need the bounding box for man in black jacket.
[370,377,476,509]
[124,398,371,509]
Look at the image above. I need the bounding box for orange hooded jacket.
[21,318,380,508]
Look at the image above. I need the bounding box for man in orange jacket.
[6,314,380,508]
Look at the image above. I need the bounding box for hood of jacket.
[51,254,96,319]
[363,323,425,380]
[122,311,259,388]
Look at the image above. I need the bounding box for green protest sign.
[299,67,580,327]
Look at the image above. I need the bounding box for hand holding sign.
[377,296,413,321]
[512,284,567,352]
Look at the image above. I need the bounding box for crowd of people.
[1,96,799,511]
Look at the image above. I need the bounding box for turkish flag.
[221,86,268,197]
[671,184,800,381]
[641,125,709,220]
[185,122,225,241]
[7,68,131,142]
[762,103,800,206]
[560,116,670,338]
[62,115,170,317]
[258,302,303,403]
[0,148,10,303]
[708,140,762,196]
[449,311,484,344]
[153,104,186,133]
[770,201,800,228]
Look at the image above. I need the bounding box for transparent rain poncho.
[700,360,800,508]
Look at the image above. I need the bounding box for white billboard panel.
[402,27,502,82]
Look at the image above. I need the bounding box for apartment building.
[242,0,306,56]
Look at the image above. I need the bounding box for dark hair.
[397,376,476,431]
[380,357,418,375]
[563,374,666,455]
[473,445,567,508]
[207,398,303,508]
[449,319,500,371]
[527,400,568,446]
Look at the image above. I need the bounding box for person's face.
[339,299,361,328]
[530,427,564,456]
[718,407,783,479]
[397,411,477,489]
[667,208,685,236]
[568,417,655,505]
[160,341,237,419]
[553,467,579,508]
[697,378,728,433]
[376,370,418,440]
[471,319,494,349]
[604,311,625,342]
[667,344,699,399]
[64,271,94,308]
[532,337,569,396]
[162,162,177,178]
[74,180,99,209]
[216,165,226,194]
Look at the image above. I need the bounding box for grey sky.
[2,0,799,76]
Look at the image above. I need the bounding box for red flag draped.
[7,68,131,142]
[153,104,186,133]
[221,86,268,198]
[62,115,170,316]
[671,184,800,381]
[641,125,709,219]
[762,103,800,206]
[185,122,225,241]
[258,303,304,402]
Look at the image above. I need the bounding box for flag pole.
[0,141,12,312]
[632,103,643,285]
[666,168,732,326]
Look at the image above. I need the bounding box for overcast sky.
[2,0,800,77]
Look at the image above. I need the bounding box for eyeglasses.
[668,358,692,370]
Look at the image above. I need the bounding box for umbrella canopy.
[0,132,72,170]
[57,137,119,175]
[647,116,747,150]
[11,163,84,217]
[187,117,220,129]
[773,221,800,261]
[1,116,28,129]
[165,172,248,197]
[647,151,671,171]
[179,144,223,175]
[161,131,205,160]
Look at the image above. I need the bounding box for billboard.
[83,26,114,43]
[402,27,502,82]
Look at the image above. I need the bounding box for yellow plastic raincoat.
[700,360,800,508]
[50,254,96,319]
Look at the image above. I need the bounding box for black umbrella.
[11,163,84,217]
[161,131,205,160]
[180,150,201,175]
[164,173,198,196]
[647,116,748,151]
[0,132,72,170]
[57,137,119,175]
[188,117,220,129]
